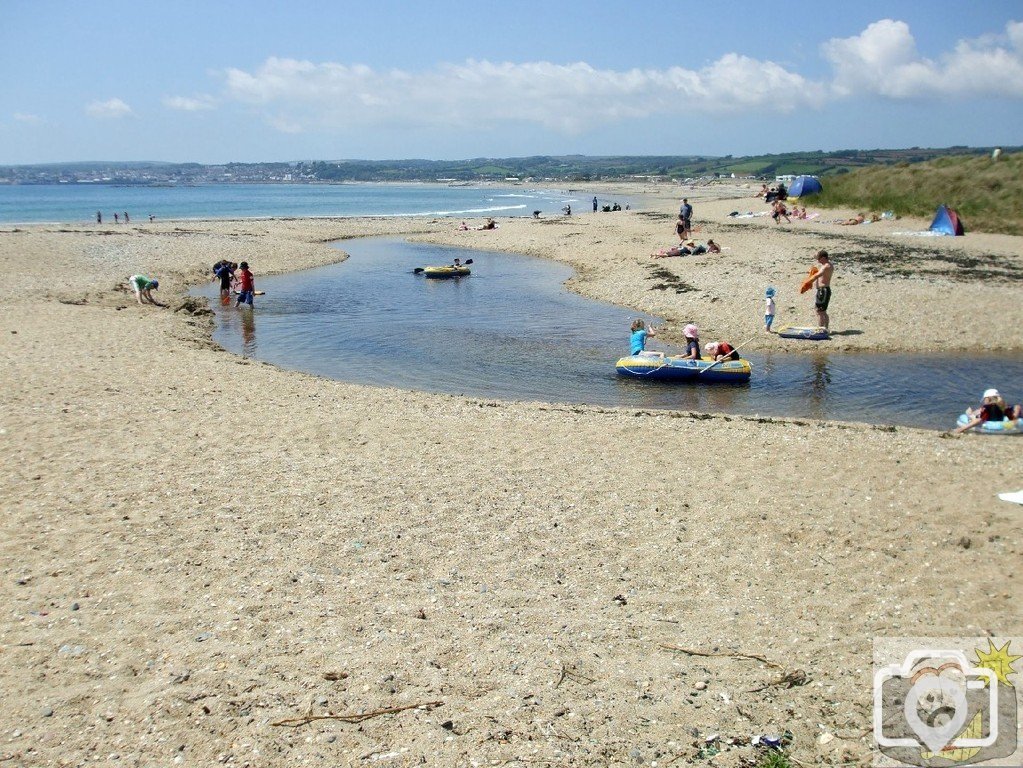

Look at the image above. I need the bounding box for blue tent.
[788,175,823,198]
[929,204,965,236]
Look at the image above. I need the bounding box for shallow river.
[197,237,1023,430]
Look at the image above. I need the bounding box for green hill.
[813,151,1023,235]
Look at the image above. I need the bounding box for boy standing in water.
[235,261,255,307]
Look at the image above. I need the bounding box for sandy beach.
[2,185,1022,767]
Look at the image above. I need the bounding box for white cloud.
[823,18,1023,99]
[85,98,134,119]
[222,54,826,135]
[13,112,43,124]
[213,18,1022,136]
[163,94,216,111]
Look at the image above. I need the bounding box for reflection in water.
[217,306,257,358]
[241,309,256,357]
[807,354,831,419]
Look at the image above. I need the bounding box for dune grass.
[813,151,1023,235]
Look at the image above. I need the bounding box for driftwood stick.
[658,643,782,668]
[271,700,443,728]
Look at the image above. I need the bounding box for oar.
[413,258,472,274]
[697,334,758,375]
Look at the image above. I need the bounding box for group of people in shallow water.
[629,320,740,363]
[213,260,256,306]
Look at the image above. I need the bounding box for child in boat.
[630,319,659,356]
[954,388,1020,433]
[679,324,701,359]
[764,286,777,332]
[704,341,740,361]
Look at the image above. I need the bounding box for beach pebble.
[694,681,708,691]
[70,602,80,611]
[41,706,54,718]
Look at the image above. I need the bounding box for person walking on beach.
[675,214,686,242]
[123,211,129,224]
[593,196,598,213]
[235,261,255,308]
[96,211,102,224]
[811,250,833,330]
[128,275,163,306]
[679,198,693,238]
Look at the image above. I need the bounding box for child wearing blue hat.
[764,287,776,332]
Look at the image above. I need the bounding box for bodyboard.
[776,325,830,340]
[799,267,819,294]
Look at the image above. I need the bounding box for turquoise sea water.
[0,183,619,224]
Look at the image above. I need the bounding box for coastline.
[2,190,1022,766]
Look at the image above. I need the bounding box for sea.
[0,183,619,224]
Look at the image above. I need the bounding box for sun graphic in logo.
[974,639,1021,688]
[918,640,1019,764]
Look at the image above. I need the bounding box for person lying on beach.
[128,275,163,306]
[478,218,497,230]
[954,388,1021,433]
[630,319,659,355]
[652,240,708,258]
[679,324,701,359]
[704,341,740,361]
[652,244,690,258]
[838,213,866,226]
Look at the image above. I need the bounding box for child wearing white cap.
[954,388,1021,434]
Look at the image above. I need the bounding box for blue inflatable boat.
[615,354,752,383]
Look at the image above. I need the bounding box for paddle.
[697,334,757,376]
[413,258,472,274]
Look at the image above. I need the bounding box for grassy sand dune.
[815,151,1023,235]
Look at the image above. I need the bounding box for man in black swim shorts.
[811,250,833,329]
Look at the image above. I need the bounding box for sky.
[2,0,1022,164]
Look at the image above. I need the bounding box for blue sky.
[2,0,1021,164]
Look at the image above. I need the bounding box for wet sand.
[1,186,1021,766]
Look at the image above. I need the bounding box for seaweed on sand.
[647,265,697,293]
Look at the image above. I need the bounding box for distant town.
[0,147,1010,187]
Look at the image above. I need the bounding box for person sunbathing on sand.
[839,213,866,225]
